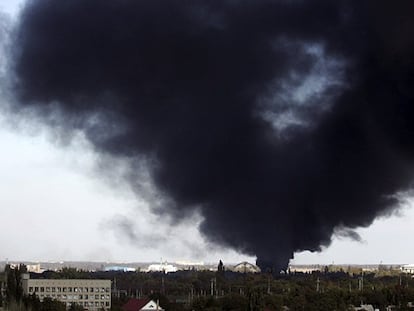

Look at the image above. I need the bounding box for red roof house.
[122,298,164,311]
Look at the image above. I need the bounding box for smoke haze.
[8,0,414,271]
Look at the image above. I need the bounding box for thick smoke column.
[10,0,414,271]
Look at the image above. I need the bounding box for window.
[95,294,99,299]
[84,287,88,292]
[51,287,56,292]
[106,287,110,292]
[35,287,39,292]
[46,287,50,292]
[68,287,73,292]
[40,287,45,292]
[29,287,33,292]
[63,287,67,293]
[57,287,62,292]
[90,288,94,292]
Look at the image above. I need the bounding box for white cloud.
[0,0,24,18]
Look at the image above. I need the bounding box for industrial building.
[401,264,414,274]
[21,274,111,310]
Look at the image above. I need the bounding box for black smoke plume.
[9,0,414,271]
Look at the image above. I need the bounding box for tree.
[5,263,26,304]
[41,297,66,311]
[69,302,85,311]
[218,261,225,274]
[23,293,42,311]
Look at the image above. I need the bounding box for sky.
[1,0,414,266]
[2,114,414,265]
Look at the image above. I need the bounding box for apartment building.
[21,274,111,310]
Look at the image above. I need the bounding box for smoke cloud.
[8,0,414,271]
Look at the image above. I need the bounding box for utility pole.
[358,272,364,291]
[267,276,271,294]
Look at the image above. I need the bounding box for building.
[401,264,414,274]
[288,265,322,273]
[104,266,136,272]
[26,264,44,273]
[122,298,164,311]
[231,262,261,273]
[146,262,177,274]
[21,274,111,310]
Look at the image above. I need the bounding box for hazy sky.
[0,0,21,18]
[1,0,414,266]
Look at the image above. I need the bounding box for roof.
[402,264,414,268]
[122,298,150,311]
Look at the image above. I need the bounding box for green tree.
[220,293,248,310]
[5,264,26,304]
[69,302,85,310]
[23,293,42,311]
[41,297,66,311]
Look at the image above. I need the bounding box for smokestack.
[8,0,414,272]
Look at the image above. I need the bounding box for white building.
[231,262,261,273]
[122,298,165,311]
[401,264,414,274]
[146,262,177,273]
[21,274,111,310]
[104,266,136,272]
[26,264,44,273]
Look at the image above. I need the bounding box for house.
[122,298,164,311]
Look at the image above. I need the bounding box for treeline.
[3,263,414,310]
[105,268,414,311]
